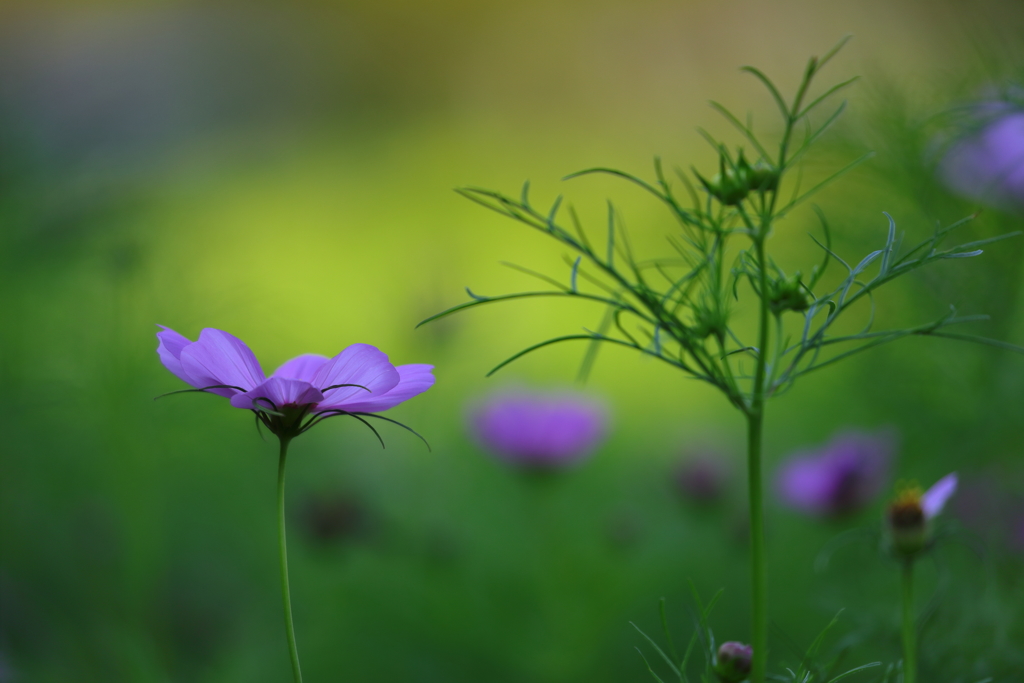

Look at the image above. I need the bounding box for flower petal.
[922,472,958,519]
[273,354,330,382]
[230,377,325,411]
[330,364,435,413]
[156,325,196,386]
[179,328,265,397]
[311,344,400,408]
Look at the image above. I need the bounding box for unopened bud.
[747,163,779,193]
[706,170,750,205]
[768,273,810,314]
[715,641,753,683]
[886,485,927,557]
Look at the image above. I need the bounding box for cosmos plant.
[421,38,1023,682]
[885,474,958,683]
[156,327,434,682]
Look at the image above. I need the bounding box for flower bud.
[886,474,957,558]
[715,641,753,683]
[704,170,749,205]
[887,486,927,557]
[768,272,810,314]
[747,162,779,193]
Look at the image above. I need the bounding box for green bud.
[704,170,749,205]
[692,303,729,340]
[697,152,777,205]
[768,273,810,314]
[747,162,779,193]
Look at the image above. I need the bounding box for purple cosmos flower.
[157,326,434,441]
[775,430,894,517]
[887,473,957,557]
[468,388,608,469]
[674,448,732,503]
[940,104,1024,211]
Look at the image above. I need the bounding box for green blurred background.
[1,1,1023,681]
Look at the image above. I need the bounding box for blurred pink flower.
[674,449,732,503]
[775,430,894,517]
[468,388,608,469]
[940,104,1024,211]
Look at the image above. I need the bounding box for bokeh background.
[1,1,1023,681]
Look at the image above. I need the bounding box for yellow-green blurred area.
[2,1,1024,681]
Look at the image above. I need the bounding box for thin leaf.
[880,212,897,275]
[658,598,681,666]
[850,250,882,276]
[564,167,665,200]
[806,205,832,289]
[577,304,616,384]
[740,65,790,121]
[824,662,881,683]
[779,152,874,215]
[816,34,853,73]
[500,261,569,291]
[417,290,636,328]
[788,101,849,166]
[939,249,983,259]
[808,233,852,273]
[570,256,582,292]
[607,201,616,268]
[797,76,859,118]
[546,194,563,231]
[634,648,670,683]
[568,204,593,253]
[927,332,1024,354]
[631,622,682,679]
[708,100,772,160]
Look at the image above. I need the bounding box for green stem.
[746,410,767,683]
[747,237,771,683]
[278,437,304,683]
[901,561,916,683]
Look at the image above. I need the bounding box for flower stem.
[746,409,767,683]
[747,236,771,683]
[901,560,916,683]
[278,437,304,683]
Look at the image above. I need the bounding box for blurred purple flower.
[940,104,1024,211]
[469,388,608,469]
[157,326,434,439]
[674,449,732,503]
[775,430,894,517]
